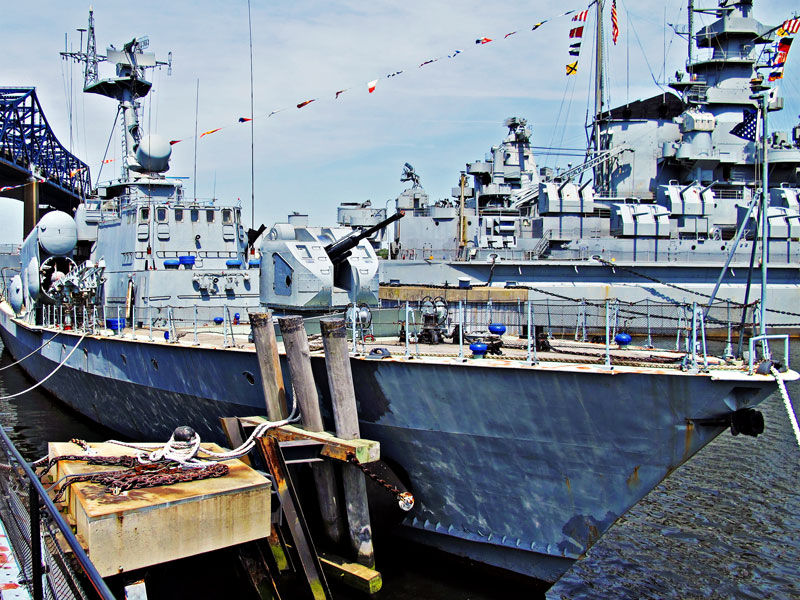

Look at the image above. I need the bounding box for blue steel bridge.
[0,87,91,233]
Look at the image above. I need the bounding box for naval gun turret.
[325,210,404,265]
[260,211,404,312]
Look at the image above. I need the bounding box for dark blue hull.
[0,307,778,581]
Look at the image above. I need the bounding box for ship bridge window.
[139,207,150,222]
[295,244,312,259]
[191,209,199,223]
[222,209,233,224]
[156,207,168,223]
[206,209,215,223]
[175,208,184,222]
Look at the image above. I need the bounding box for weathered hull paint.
[0,306,777,581]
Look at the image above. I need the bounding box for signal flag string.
[163,6,588,147]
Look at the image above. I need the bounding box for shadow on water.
[1,337,799,599]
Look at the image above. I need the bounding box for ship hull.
[0,305,779,582]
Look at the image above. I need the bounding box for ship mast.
[687,0,694,67]
[593,0,606,192]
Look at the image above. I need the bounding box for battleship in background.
[1,1,798,586]
[374,0,800,330]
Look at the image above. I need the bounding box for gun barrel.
[325,210,404,262]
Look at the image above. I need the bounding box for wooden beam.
[239,420,380,464]
[320,317,375,569]
[251,312,288,420]
[319,553,382,595]
[278,316,344,544]
[257,437,331,600]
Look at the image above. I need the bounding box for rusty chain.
[51,461,229,503]
[345,453,414,512]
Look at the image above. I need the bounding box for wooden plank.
[239,420,380,464]
[278,316,343,544]
[320,318,375,569]
[319,553,382,595]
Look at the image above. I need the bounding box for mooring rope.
[771,366,800,449]
[107,403,301,467]
[0,331,61,372]
[0,333,87,401]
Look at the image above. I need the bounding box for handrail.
[748,334,790,374]
[0,426,115,599]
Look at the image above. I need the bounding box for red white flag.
[778,18,800,36]
[475,37,493,44]
[573,10,588,22]
[611,0,619,45]
[569,26,584,38]
[102,158,115,164]
[368,80,378,94]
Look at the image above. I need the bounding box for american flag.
[778,18,800,36]
[611,0,619,45]
[730,108,758,142]
[573,10,588,22]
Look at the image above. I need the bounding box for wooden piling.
[319,318,375,568]
[278,315,344,544]
[250,312,288,420]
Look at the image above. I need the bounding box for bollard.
[278,316,344,544]
[320,318,375,568]
[251,312,288,420]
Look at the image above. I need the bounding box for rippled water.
[549,346,800,600]
[1,339,798,599]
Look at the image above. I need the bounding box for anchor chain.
[346,453,414,512]
[50,461,229,503]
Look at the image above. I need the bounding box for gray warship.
[379,0,800,331]
[1,2,798,585]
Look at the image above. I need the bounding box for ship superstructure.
[381,0,800,328]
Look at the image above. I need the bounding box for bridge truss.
[0,87,91,203]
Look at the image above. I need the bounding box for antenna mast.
[687,0,694,67]
[84,8,99,88]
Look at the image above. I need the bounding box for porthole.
[243,371,255,385]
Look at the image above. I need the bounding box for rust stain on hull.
[626,466,640,489]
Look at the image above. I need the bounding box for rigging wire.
[619,0,667,91]
[95,106,121,187]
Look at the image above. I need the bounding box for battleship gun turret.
[325,210,404,265]
[260,211,404,312]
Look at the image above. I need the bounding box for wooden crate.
[48,441,270,577]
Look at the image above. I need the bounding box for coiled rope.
[0,331,61,372]
[105,419,291,467]
[0,333,86,401]
[771,366,800,449]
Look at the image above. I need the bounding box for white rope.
[107,416,296,467]
[771,366,800,449]
[0,333,87,401]
[0,331,61,371]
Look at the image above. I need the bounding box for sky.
[2,0,798,230]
